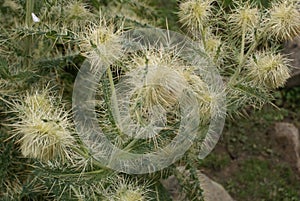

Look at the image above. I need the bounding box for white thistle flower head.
[178,0,213,31]
[125,48,188,112]
[247,52,291,89]
[124,46,214,125]
[106,178,150,201]
[65,0,91,20]
[203,33,224,65]
[266,0,300,40]
[229,4,258,34]
[129,47,183,71]
[79,19,123,72]
[12,89,75,162]
[22,90,53,113]
[205,36,221,54]
[136,67,187,112]
[184,72,216,122]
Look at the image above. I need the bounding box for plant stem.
[240,24,246,65]
[26,0,34,26]
[230,23,248,84]
[24,0,35,68]
[72,144,110,171]
[232,29,265,83]
[200,26,207,50]
[57,169,108,178]
[107,67,122,131]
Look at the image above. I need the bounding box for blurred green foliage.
[227,159,300,201]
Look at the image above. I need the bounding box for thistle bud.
[178,0,213,31]
[79,20,123,72]
[246,52,290,89]
[204,33,224,65]
[65,1,91,21]
[106,179,149,201]
[228,4,258,37]
[12,89,74,162]
[266,0,300,40]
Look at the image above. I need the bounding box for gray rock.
[198,173,234,201]
[283,36,300,88]
[161,167,234,201]
[273,122,300,173]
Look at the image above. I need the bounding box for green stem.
[230,28,265,85]
[230,24,250,84]
[107,67,122,131]
[72,145,110,171]
[24,0,35,68]
[26,0,34,26]
[240,24,246,65]
[200,26,207,50]
[56,169,108,178]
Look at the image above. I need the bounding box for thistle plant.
[0,0,299,200]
